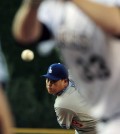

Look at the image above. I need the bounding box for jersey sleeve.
[55,107,74,129]
[94,0,120,6]
[55,107,97,134]
[37,1,53,32]
[37,1,66,36]
[114,0,120,5]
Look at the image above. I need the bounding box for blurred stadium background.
[0,0,70,132]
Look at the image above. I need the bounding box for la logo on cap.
[48,67,52,73]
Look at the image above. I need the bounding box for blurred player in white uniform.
[12,0,120,133]
[42,63,97,134]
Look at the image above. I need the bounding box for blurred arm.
[72,0,120,35]
[12,0,43,43]
[0,85,14,134]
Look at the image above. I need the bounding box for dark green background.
[0,0,61,128]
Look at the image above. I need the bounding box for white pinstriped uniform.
[38,0,120,133]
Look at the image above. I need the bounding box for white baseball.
[21,49,34,61]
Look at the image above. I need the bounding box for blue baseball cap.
[42,63,68,80]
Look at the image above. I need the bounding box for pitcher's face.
[46,78,68,95]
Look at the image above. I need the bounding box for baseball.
[21,49,34,61]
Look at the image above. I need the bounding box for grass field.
[14,128,74,134]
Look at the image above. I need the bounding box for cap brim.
[42,74,60,81]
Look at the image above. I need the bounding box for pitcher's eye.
[47,78,58,84]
